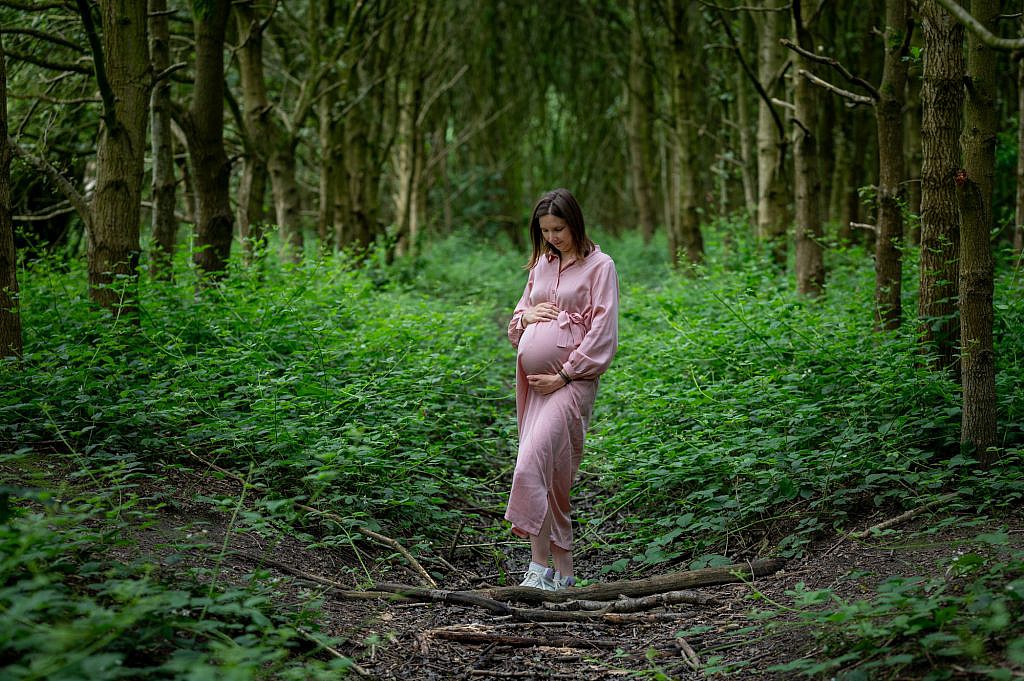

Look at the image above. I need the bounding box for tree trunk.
[669,0,703,266]
[237,157,266,262]
[904,72,923,233]
[792,0,824,297]
[149,0,176,279]
[627,0,656,245]
[830,123,853,242]
[268,138,303,262]
[317,88,336,252]
[88,0,150,314]
[919,1,963,377]
[957,0,998,463]
[753,2,789,264]
[1016,20,1024,257]
[187,0,233,277]
[737,9,761,223]
[0,33,23,358]
[235,0,301,264]
[873,0,911,330]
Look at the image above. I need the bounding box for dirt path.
[106,466,1022,680]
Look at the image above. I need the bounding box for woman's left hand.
[526,373,567,395]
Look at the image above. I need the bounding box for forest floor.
[27,458,1011,681]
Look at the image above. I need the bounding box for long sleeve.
[508,269,535,348]
[561,259,619,380]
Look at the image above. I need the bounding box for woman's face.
[539,215,575,257]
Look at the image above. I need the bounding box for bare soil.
[124,466,1023,680]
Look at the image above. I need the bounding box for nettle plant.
[757,531,1024,680]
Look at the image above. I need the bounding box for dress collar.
[545,244,600,265]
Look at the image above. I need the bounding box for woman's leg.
[551,543,573,578]
[530,506,553,566]
[531,506,573,577]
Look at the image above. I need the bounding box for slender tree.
[149,0,176,278]
[919,1,963,377]
[626,0,657,245]
[791,0,824,296]
[873,0,912,329]
[1017,18,1024,257]
[0,32,22,358]
[752,2,790,264]
[79,0,150,314]
[179,0,233,277]
[667,0,703,266]
[956,0,998,463]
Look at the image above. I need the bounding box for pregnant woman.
[506,188,619,590]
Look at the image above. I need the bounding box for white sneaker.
[545,568,576,590]
[519,562,555,590]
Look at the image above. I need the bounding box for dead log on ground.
[470,558,786,604]
[851,493,958,539]
[542,589,720,611]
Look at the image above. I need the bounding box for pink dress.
[505,246,619,551]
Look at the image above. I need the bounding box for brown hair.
[525,188,595,269]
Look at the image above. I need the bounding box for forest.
[0,0,1023,679]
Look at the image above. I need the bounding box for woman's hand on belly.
[523,302,559,325]
[527,373,567,395]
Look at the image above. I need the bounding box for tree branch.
[935,0,1024,49]
[8,136,91,230]
[798,69,876,105]
[153,62,187,83]
[780,37,881,100]
[7,91,100,105]
[715,7,787,142]
[0,0,71,9]
[0,28,86,53]
[74,0,116,128]
[4,49,91,74]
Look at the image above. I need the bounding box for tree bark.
[735,11,757,225]
[919,1,963,377]
[792,0,824,297]
[234,0,303,264]
[87,0,150,315]
[873,0,911,330]
[149,0,176,278]
[627,0,657,245]
[904,71,923,230]
[0,33,23,358]
[752,2,789,264]
[957,0,998,463]
[668,0,703,266]
[1016,19,1024,257]
[236,156,266,262]
[830,122,853,242]
[186,0,233,277]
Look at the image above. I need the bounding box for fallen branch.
[426,627,620,650]
[233,550,410,602]
[296,503,438,588]
[375,583,710,623]
[543,589,720,612]
[676,637,701,672]
[472,558,787,605]
[371,583,512,615]
[852,493,959,539]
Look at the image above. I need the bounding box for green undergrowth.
[0,458,355,680]
[759,526,1024,680]
[585,233,1024,569]
[2,223,1024,678]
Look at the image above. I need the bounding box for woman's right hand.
[523,302,559,325]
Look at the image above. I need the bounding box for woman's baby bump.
[517,319,572,375]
